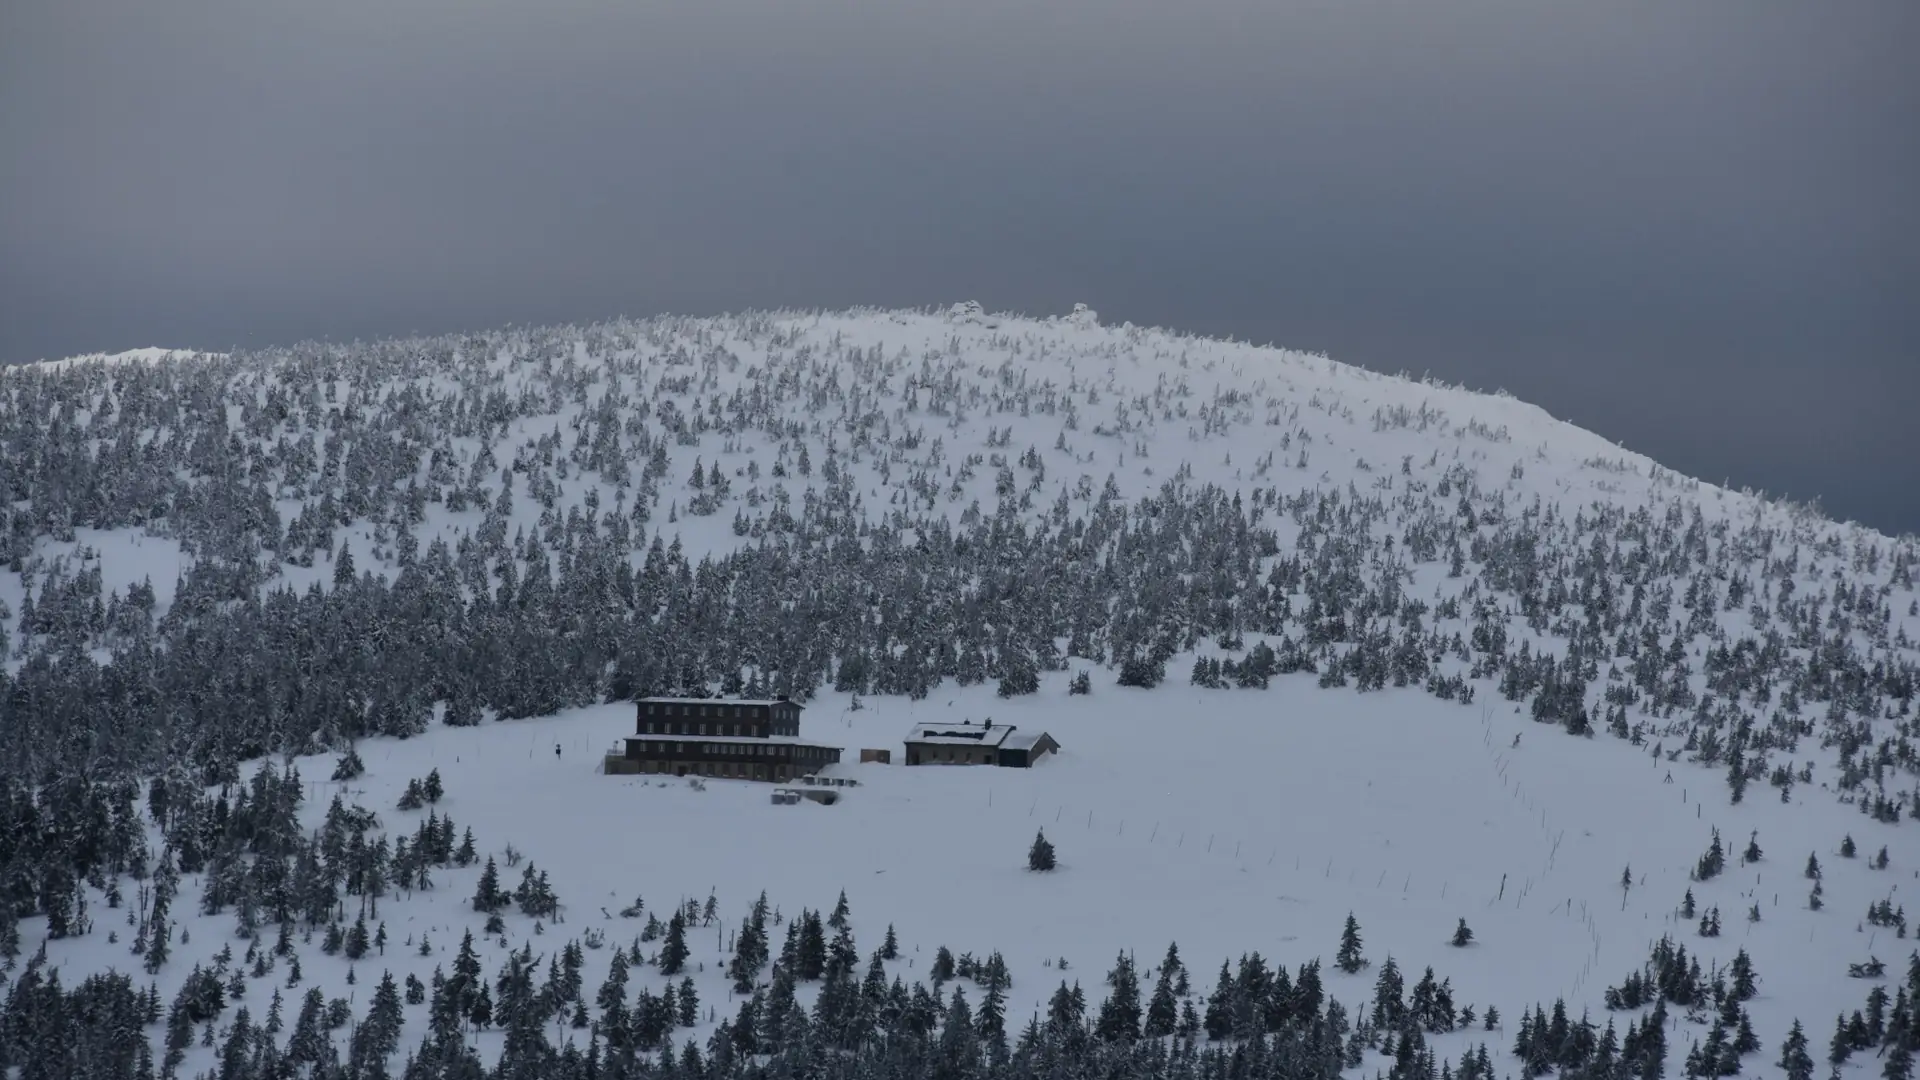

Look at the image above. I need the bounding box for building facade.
[609,698,843,782]
[902,720,1059,768]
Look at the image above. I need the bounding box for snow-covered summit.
[8,345,217,374]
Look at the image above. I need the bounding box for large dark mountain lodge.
[606,697,844,782]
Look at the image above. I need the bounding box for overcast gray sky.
[4,1,1915,533]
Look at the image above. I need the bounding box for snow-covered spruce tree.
[1337,913,1367,973]
[1692,828,1726,881]
[658,909,689,975]
[330,749,366,782]
[1095,951,1142,1042]
[1116,653,1165,689]
[996,657,1039,698]
[1027,829,1057,872]
[471,856,506,913]
[1886,1040,1916,1080]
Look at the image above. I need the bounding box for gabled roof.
[1002,730,1057,751]
[906,722,1016,748]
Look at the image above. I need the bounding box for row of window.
[642,702,791,719]
[640,721,798,737]
[631,739,834,760]
[636,760,786,780]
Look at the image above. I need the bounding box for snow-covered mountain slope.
[8,346,218,375]
[0,304,1913,1080]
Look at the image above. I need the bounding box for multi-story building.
[606,697,844,782]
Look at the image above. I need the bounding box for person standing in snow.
[555,743,562,760]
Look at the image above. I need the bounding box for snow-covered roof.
[905,722,1016,748]
[1001,730,1056,752]
[636,697,800,708]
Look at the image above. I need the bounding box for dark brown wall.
[635,700,803,738]
[903,742,999,766]
[621,735,841,782]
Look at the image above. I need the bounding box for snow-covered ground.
[2,304,1913,1078]
[33,665,1904,1076]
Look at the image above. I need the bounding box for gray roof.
[906,722,1016,748]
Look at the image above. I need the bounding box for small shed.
[859,748,892,764]
[999,730,1061,768]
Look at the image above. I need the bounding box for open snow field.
[39,667,1896,1073]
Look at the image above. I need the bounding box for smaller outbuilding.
[1000,729,1062,768]
[903,719,1060,768]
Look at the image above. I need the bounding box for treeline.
[0,899,1511,1080]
